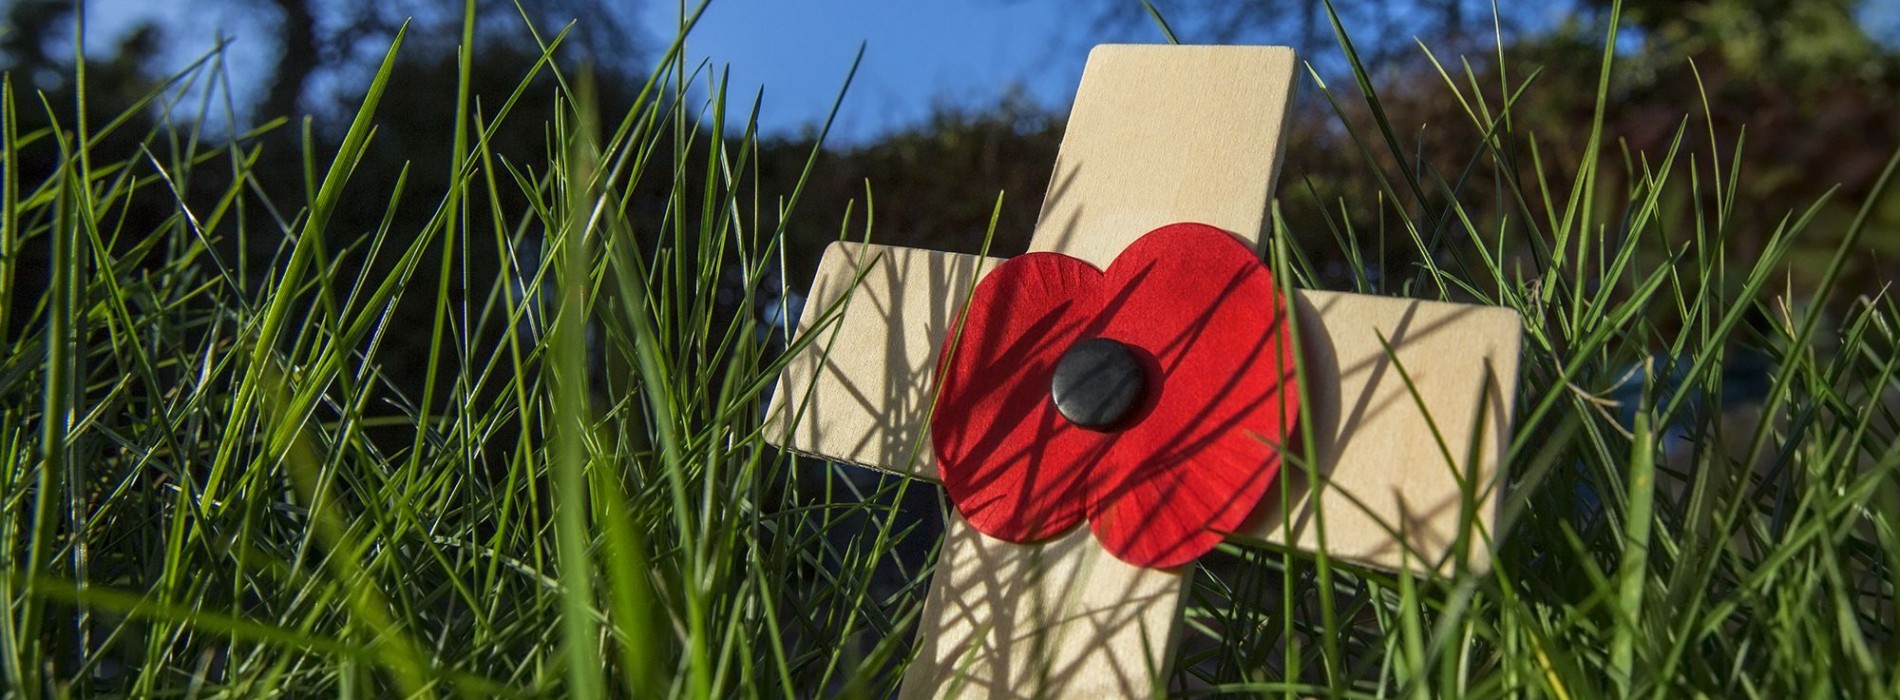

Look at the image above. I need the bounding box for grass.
[3,0,1898,696]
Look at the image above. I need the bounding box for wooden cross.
[765,45,1523,698]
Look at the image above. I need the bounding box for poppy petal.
[933,253,1104,542]
[1085,223,1299,568]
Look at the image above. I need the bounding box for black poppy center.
[1050,337,1147,430]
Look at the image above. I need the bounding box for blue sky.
[643,1,1149,142]
[84,0,1153,143]
[82,0,1900,143]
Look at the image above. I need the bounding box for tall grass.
[2,0,1897,697]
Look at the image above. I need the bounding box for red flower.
[931,223,1300,569]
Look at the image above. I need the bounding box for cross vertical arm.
[769,46,1300,698]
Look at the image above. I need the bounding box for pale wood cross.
[765,45,1523,698]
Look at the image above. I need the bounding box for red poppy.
[931,222,1300,569]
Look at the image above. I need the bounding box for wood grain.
[1240,291,1521,575]
[766,244,1521,574]
[899,515,1185,699]
[762,44,1518,698]
[766,241,999,478]
[1029,45,1295,261]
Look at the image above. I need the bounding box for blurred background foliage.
[3,0,1897,400]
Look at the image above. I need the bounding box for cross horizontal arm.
[766,241,998,480]
[766,242,1523,574]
